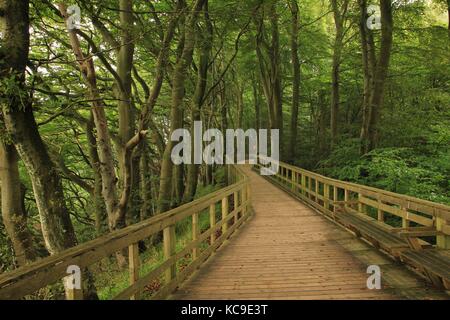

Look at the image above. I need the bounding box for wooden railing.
[0,165,252,300]
[255,160,450,249]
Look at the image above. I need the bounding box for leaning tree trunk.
[0,0,97,299]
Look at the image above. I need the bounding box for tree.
[254,1,283,154]
[158,0,207,214]
[330,0,350,149]
[0,140,36,266]
[360,0,394,154]
[287,0,301,162]
[0,0,97,298]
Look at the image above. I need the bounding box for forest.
[0,0,449,299]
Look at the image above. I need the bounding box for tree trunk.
[183,2,213,203]
[330,0,349,149]
[269,3,283,145]
[287,0,300,162]
[86,115,108,235]
[318,90,328,156]
[139,143,153,221]
[117,0,136,228]
[1,0,98,299]
[254,2,284,156]
[157,0,207,214]
[359,0,376,155]
[252,79,261,133]
[360,0,393,154]
[0,141,36,266]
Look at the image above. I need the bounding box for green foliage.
[320,139,450,205]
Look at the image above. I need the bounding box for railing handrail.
[0,165,251,300]
[260,157,450,217]
[256,158,450,247]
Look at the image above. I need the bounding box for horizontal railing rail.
[255,158,450,248]
[0,165,252,300]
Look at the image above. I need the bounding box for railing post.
[301,174,306,196]
[324,183,329,211]
[210,204,216,245]
[247,184,251,215]
[401,206,410,228]
[163,225,176,283]
[234,191,239,223]
[358,193,364,213]
[222,196,229,234]
[437,215,450,249]
[242,186,247,217]
[192,213,199,260]
[333,186,338,213]
[344,189,349,211]
[308,177,312,199]
[291,171,296,192]
[65,277,83,300]
[315,179,319,203]
[377,199,384,222]
[129,242,140,300]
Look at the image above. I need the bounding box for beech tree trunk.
[86,115,108,235]
[157,0,207,214]
[359,0,376,155]
[0,141,36,266]
[360,0,393,154]
[330,0,349,149]
[1,0,97,298]
[287,0,300,162]
[183,1,213,203]
[255,2,284,156]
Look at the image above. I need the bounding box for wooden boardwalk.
[171,167,405,300]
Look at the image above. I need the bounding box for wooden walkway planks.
[170,166,447,300]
